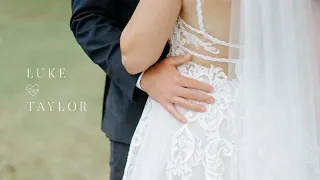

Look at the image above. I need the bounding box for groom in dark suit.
[70,0,214,179]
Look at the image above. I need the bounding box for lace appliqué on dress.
[169,17,240,64]
[165,62,241,180]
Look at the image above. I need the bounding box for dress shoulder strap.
[196,0,206,32]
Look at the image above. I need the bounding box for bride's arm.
[120,0,182,75]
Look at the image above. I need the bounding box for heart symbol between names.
[26,84,39,96]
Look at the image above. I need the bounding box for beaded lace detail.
[168,0,241,63]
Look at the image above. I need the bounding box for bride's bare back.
[179,0,232,73]
[121,0,235,76]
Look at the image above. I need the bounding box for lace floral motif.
[169,18,240,64]
[165,62,240,180]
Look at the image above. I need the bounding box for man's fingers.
[164,103,187,124]
[172,97,206,112]
[167,54,192,67]
[180,76,214,93]
[179,88,215,104]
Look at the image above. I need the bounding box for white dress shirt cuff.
[136,71,144,91]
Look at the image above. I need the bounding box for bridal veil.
[229,0,320,179]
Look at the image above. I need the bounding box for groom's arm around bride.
[70,0,213,179]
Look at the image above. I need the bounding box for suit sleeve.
[70,0,146,101]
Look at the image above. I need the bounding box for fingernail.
[208,97,215,104]
[210,86,214,92]
[185,54,192,58]
[201,106,206,112]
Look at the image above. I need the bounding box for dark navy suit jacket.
[70,0,169,144]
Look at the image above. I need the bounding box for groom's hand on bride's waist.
[140,54,215,124]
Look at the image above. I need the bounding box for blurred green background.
[0,0,110,179]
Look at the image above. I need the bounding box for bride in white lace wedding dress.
[121,0,320,180]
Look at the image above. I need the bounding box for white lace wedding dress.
[123,0,320,180]
[123,1,243,180]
